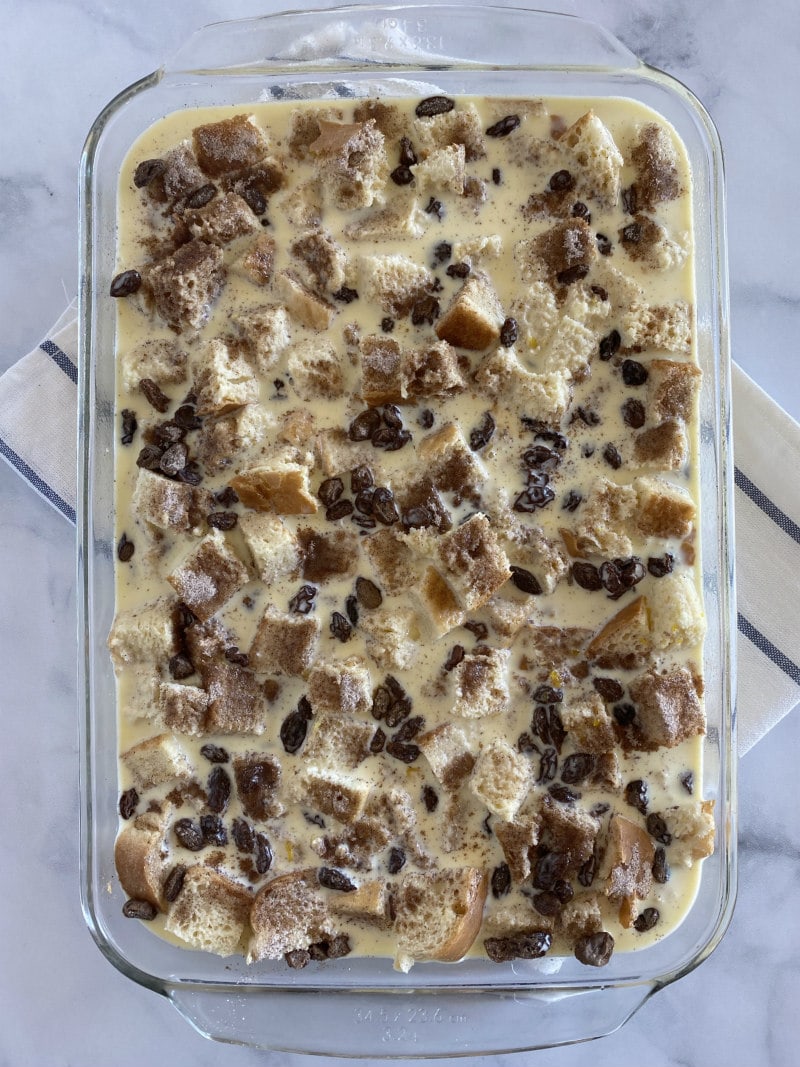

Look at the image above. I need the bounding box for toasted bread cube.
[414,143,466,194]
[233,752,282,819]
[248,869,335,962]
[558,894,604,943]
[196,403,275,476]
[634,475,696,538]
[500,521,569,595]
[627,666,705,750]
[192,114,269,177]
[167,531,249,622]
[329,879,391,926]
[515,624,593,672]
[290,229,347,293]
[359,335,406,405]
[231,462,317,515]
[114,808,172,911]
[539,794,600,874]
[353,99,410,140]
[621,300,691,354]
[572,477,637,557]
[603,814,654,917]
[120,338,187,392]
[302,768,372,824]
[203,661,268,735]
[474,349,573,423]
[277,408,316,448]
[108,596,179,670]
[397,477,452,533]
[275,269,337,331]
[287,106,344,158]
[415,102,486,161]
[165,866,253,956]
[631,122,682,210]
[481,595,532,642]
[437,514,511,611]
[145,239,225,332]
[406,340,467,399]
[648,572,705,652]
[157,683,209,735]
[193,338,259,417]
[494,811,541,882]
[310,813,392,870]
[183,615,233,668]
[358,254,434,316]
[470,739,531,821]
[249,606,320,676]
[661,801,715,865]
[308,659,372,717]
[538,315,596,380]
[311,119,388,210]
[525,218,596,288]
[482,898,554,939]
[418,422,486,496]
[314,428,380,477]
[634,419,688,469]
[561,110,624,206]
[362,528,418,595]
[239,512,300,585]
[620,215,687,271]
[415,567,465,637]
[417,723,475,790]
[121,733,193,791]
[360,607,421,670]
[587,597,652,671]
[297,527,359,583]
[238,233,276,286]
[435,272,504,351]
[302,713,374,771]
[149,140,206,201]
[237,304,292,376]
[560,692,616,753]
[646,358,701,423]
[186,191,259,245]
[512,280,560,354]
[450,647,510,718]
[131,468,210,534]
[344,195,426,242]
[394,867,487,972]
[286,338,345,400]
[453,233,502,267]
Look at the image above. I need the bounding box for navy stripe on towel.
[0,433,76,524]
[40,338,78,385]
[738,613,800,686]
[735,467,800,546]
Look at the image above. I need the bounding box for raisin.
[110,270,142,297]
[444,644,465,671]
[549,783,580,803]
[561,753,596,785]
[139,378,170,413]
[499,317,518,347]
[163,864,187,903]
[419,408,435,428]
[556,263,589,286]
[548,170,574,191]
[574,931,614,967]
[680,770,694,794]
[372,487,399,525]
[646,812,672,845]
[199,743,229,764]
[446,261,471,278]
[326,499,354,521]
[122,899,157,920]
[118,787,139,820]
[433,241,452,263]
[532,684,563,704]
[317,477,344,507]
[332,285,359,303]
[486,114,520,137]
[411,294,440,326]
[200,814,228,846]
[491,863,512,898]
[648,553,674,578]
[596,234,613,255]
[422,784,439,812]
[232,817,255,853]
[289,584,317,614]
[624,779,648,815]
[254,832,273,874]
[206,767,231,815]
[120,409,137,445]
[399,136,417,166]
[350,465,374,493]
[369,727,386,753]
[355,576,383,609]
[613,703,636,726]
[345,594,359,626]
[653,847,670,883]
[207,510,238,531]
[634,908,660,932]
[578,852,598,888]
[117,533,135,563]
[621,221,642,244]
[402,506,435,530]
[285,949,310,969]
[185,183,217,209]
[385,741,420,763]
[280,705,311,754]
[621,358,649,386]
[381,316,395,333]
[602,443,622,469]
[485,931,552,962]
[513,485,555,512]
[508,566,541,594]
[621,397,646,428]
[424,197,444,219]
[492,167,502,185]
[415,95,455,117]
[593,677,624,702]
[174,818,204,851]
[392,716,425,742]
[562,489,582,512]
[572,562,602,590]
[537,747,558,782]
[621,185,638,214]
[532,891,563,917]
[464,620,489,642]
[318,867,357,892]
[387,847,406,874]
[469,411,495,451]
[330,611,352,642]
[349,408,382,441]
[572,201,590,220]
[133,158,165,188]
[598,329,621,361]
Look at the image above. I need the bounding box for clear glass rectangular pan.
[78,5,735,1056]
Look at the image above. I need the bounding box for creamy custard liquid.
[111,95,708,965]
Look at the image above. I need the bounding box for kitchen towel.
[0,305,798,754]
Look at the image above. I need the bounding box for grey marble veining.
[1,1,799,1064]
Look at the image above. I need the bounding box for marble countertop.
[2,1,798,1065]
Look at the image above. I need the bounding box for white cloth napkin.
[1,307,798,754]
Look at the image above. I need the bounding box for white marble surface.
[1,1,799,1064]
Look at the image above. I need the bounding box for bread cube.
[362,528,418,595]
[603,814,654,917]
[183,615,232,669]
[538,794,600,874]
[359,335,405,405]
[290,229,347,293]
[418,422,486,497]
[358,254,434,316]
[435,272,504,351]
[193,338,259,417]
[559,692,616,753]
[131,468,211,533]
[239,512,299,585]
[453,234,502,267]
[661,801,715,865]
[120,338,187,393]
[634,475,696,538]
[114,808,172,911]
[237,233,276,286]
[186,192,259,245]
[631,122,682,210]
[634,419,688,469]
[108,596,178,670]
[436,514,511,611]
[308,659,372,716]
[557,894,604,943]
[474,349,573,423]
[149,140,206,201]
[329,879,391,926]
[277,408,315,448]
[648,358,702,422]
[311,119,388,210]
[515,624,593,672]
[167,531,249,622]
[449,646,510,718]
[493,811,541,882]
[196,403,275,475]
[301,768,372,824]
[417,722,475,790]
[481,595,532,642]
[560,110,624,206]
[621,300,691,354]
[414,143,466,194]
[230,462,317,515]
[538,315,596,380]
[648,572,705,652]
[165,866,253,956]
[314,428,379,478]
[192,114,269,177]
[627,666,705,750]
[302,713,374,771]
[587,597,653,671]
[233,752,283,819]
[233,303,292,375]
[286,338,345,400]
[203,661,268,734]
[470,739,531,821]
[121,733,193,791]
[157,682,209,735]
[500,521,569,595]
[397,477,452,533]
[248,869,335,962]
[620,215,688,271]
[406,340,467,399]
[527,218,596,288]
[416,567,465,637]
[415,102,486,161]
[360,606,421,670]
[394,867,487,972]
[145,239,225,332]
[344,195,426,242]
[512,281,560,357]
[275,269,337,331]
[572,477,638,557]
[248,606,320,676]
[297,527,359,583]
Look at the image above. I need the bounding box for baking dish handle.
[168,982,656,1056]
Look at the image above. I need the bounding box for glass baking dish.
[77,5,736,1056]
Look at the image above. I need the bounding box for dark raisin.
[633,907,660,933]
[200,814,228,846]
[200,743,229,764]
[485,931,552,963]
[389,163,414,187]
[547,707,566,753]
[621,185,638,214]
[166,653,193,683]
[578,852,598,888]
[548,170,574,191]
[596,233,613,255]
[556,263,590,286]
[572,201,590,220]
[509,566,542,595]
[385,740,420,764]
[207,510,238,530]
[533,684,563,704]
[549,783,580,803]
[110,270,142,297]
[513,484,555,512]
[561,753,596,785]
[591,284,608,300]
[355,487,376,514]
[158,441,187,478]
[532,891,563,917]
[381,316,395,333]
[384,428,412,452]
[432,241,452,263]
[464,620,489,642]
[232,817,255,853]
[415,95,455,117]
[574,931,614,967]
[344,595,359,627]
[469,411,496,451]
[185,182,217,209]
[517,732,538,754]
[392,716,424,743]
[326,499,354,521]
[444,644,465,671]
[499,317,518,347]
[318,867,357,892]
[446,261,471,278]
[624,779,648,815]
[241,184,267,215]
[532,850,567,891]
[538,747,558,783]
[355,576,383,609]
[163,864,187,903]
[122,899,157,920]
[387,847,406,874]
[562,489,582,512]
[613,703,637,726]
[139,378,170,413]
[332,285,359,303]
[304,811,325,829]
[317,476,344,507]
[116,533,135,563]
[599,560,625,598]
[348,408,382,441]
[329,611,352,643]
[418,408,435,429]
[369,727,386,753]
[602,443,622,470]
[421,784,439,812]
[254,832,273,874]
[653,847,670,883]
[621,222,642,244]
[325,933,352,959]
[599,329,621,361]
[399,136,417,166]
[491,863,512,898]
[424,197,444,219]
[372,487,399,525]
[646,812,672,845]
[593,677,624,702]
[492,167,502,185]
[402,505,435,530]
[289,584,317,614]
[206,767,231,815]
[174,818,204,851]
[486,114,520,137]
[648,553,675,578]
[621,397,646,428]
[621,359,649,386]
[350,465,374,493]
[280,705,311,754]
[572,562,602,590]
[411,294,440,326]
[119,787,139,820]
[680,770,694,794]
[285,949,310,970]
[133,158,165,188]
[120,409,137,445]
